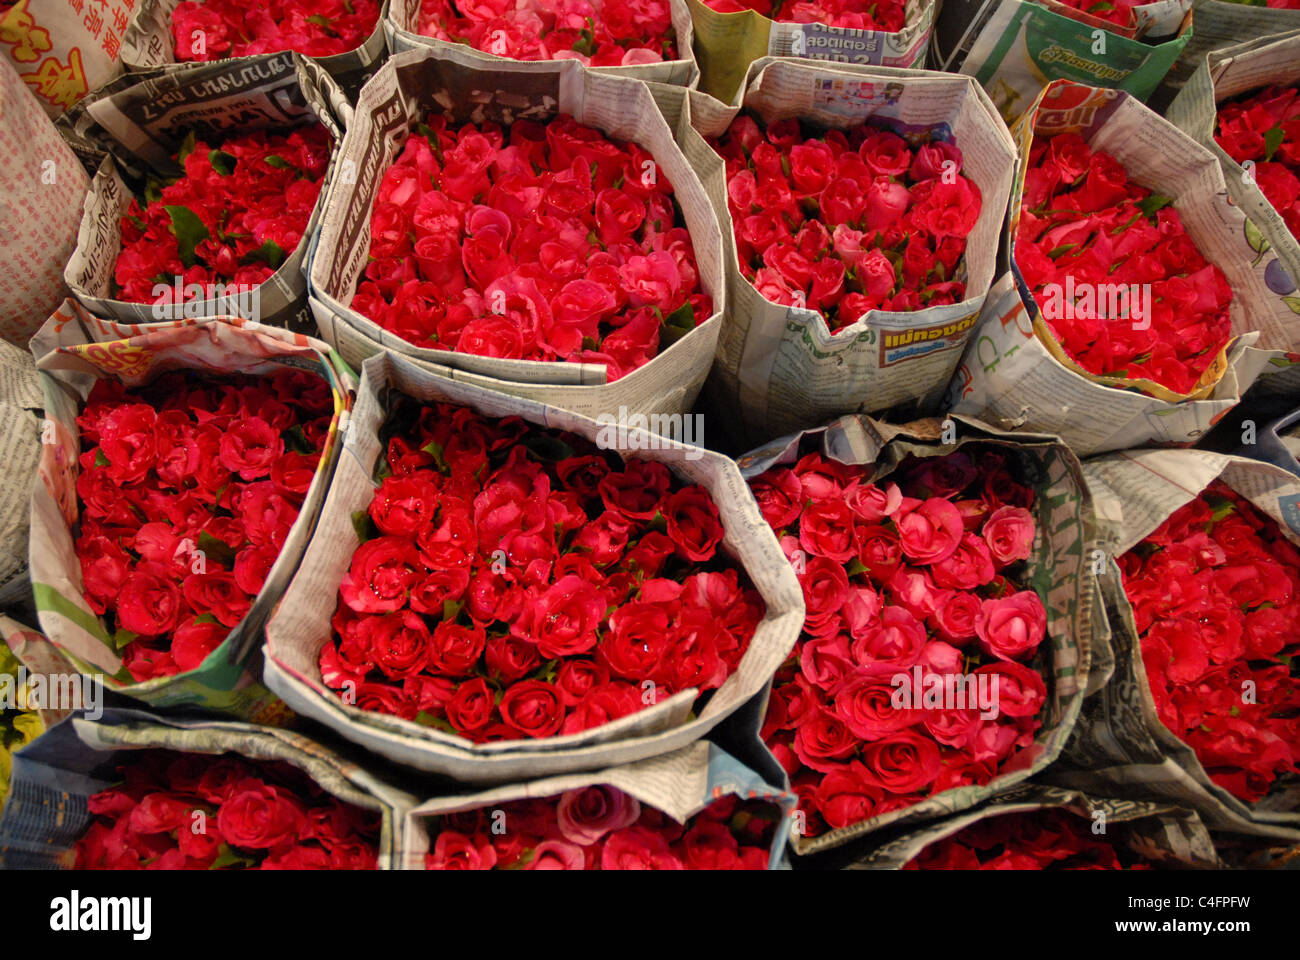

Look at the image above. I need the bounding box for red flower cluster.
[1016,132,1234,395]
[417,0,677,65]
[711,115,979,333]
[75,370,332,681]
[1119,481,1300,804]
[751,448,1050,838]
[114,126,332,306]
[75,750,381,870]
[353,114,710,378]
[904,808,1152,870]
[321,397,764,740]
[424,785,777,869]
[1216,84,1300,241]
[701,0,906,30]
[1048,0,1144,29]
[171,0,381,60]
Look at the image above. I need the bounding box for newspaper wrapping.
[306,45,725,423]
[402,740,796,868]
[1226,406,1300,479]
[0,58,92,346]
[684,0,934,106]
[28,307,357,722]
[62,51,348,336]
[845,782,1222,868]
[385,0,699,88]
[0,708,416,869]
[734,412,1097,854]
[120,0,389,95]
[0,340,44,607]
[1047,448,1300,838]
[1166,30,1300,298]
[0,0,133,117]
[948,80,1300,458]
[1162,0,1300,93]
[1,614,80,729]
[0,617,52,811]
[933,0,1191,125]
[683,58,1016,452]
[262,349,805,783]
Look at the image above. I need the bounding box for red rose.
[859,730,942,794]
[976,591,1048,663]
[339,536,422,613]
[663,485,725,562]
[216,780,307,849]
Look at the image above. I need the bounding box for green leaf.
[197,530,238,565]
[351,510,376,543]
[176,130,198,165]
[421,438,446,470]
[263,154,292,170]
[209,844,255,870]
[1046,242,1077,259]
[93,448,110,468]
[111,627,138,652]
[414,711,458,733]
[208,149,237,175]
[144,177,166,204]
[243,239,286,270]
[572,19,596,56]
[284,424,313,454]
[442,599,463,622]
[660,301,696,347]
[1264,125,1285,163]
[1137,193,1174,220]
[164,205,210,269]
[845,557,867,577]
[306,13,339,36]
[522,433,575,462]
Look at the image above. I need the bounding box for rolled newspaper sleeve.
[0,57,92,346]
[685,0,935,106]
[0,0,129,117]
[682,58,1016,452]
[844,783,1226,868]
[0,707,416,869]
[1167,30,1300,296]
[62,51,347,336]
[119,0,389,95]
[385,0,699,88]
[305,45,725,422]
[0,340,44,607]
[1054,448,1300,835]
[402,741,795,869]
[262,349,805,784]
[948,80,1300,458]
[1161,0,1300,94]
[27,308,356,722]
[734,413,1098,855]
[933,0,1191,126]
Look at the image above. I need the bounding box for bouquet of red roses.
[1015,131,1234,397]
[318,392,764,739]
[414,0,678,65]
[751,443,1053,843]
[701,0,906,30]
[351,112,711,379]
[1216,84,1300,242]
[75,749,381,870]
[1118,480,1300,805]
[711,113,981,332]
[113,125,332,309]
[169,0,382,61]
[73,368,331,683]
[423,787,778,869]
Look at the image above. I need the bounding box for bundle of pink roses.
[416,0,678,65]
[75,750,380,870]
[710,114,980,332]
[1119,481,1300,804]
[750,446,1050,838]
[74,369,332,681]
[352,113,711,378]
[424,785,777,869]
[171,0,382,61]
[319,394,764,740]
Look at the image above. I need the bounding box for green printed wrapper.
[685,0,934,105]
[735,413,1097,855]
[1052,448,1300,836]
[935,0,1190,124]
[0,708,415,869]
[27,305,357,723]
[403,741,796,869]
[844,783,1222,868]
